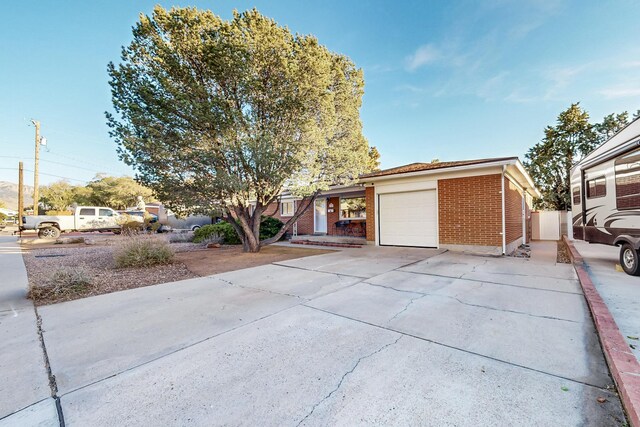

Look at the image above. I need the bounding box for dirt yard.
[22,237,331,306]
[174,245,330,276]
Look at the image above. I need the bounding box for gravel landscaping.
[22,235,331,306]
[23,239,198,305]
[557,239,571,263]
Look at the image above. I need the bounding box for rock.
[56,237,85,245]
[84,239,96,245]
[206,243,221,249]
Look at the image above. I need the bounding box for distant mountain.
[0,181,33,210]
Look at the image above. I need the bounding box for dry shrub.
[28,267,92,301]
[114,235,174,268]
[200,233,223,246]
[120,220,145,236]
[168,232,194,243]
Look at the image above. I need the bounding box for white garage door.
[379,190,438,247]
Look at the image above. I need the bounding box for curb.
[563,236,640,427]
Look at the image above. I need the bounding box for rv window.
[572,187,580,205]
[586,177,606,199]
[615,148,640,209]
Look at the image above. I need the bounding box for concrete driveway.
[32,243,625,426]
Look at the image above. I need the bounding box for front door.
[314,198,327,234]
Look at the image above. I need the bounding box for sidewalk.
[573,240,640,362]
[0,236,58,426]
[567,238,640,427]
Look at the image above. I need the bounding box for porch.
[308,186,367,238]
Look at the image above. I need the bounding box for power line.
[45,149,122,171]
[41,158,110,174]
[0,166,88,183]
[22,169,88,183]
[0,155,130,176]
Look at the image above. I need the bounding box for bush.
[193,217,285,244]
[114,236,174,268]
[168,232,194,243]
[259,216,284,240]
[200,233,223,246]
[29,267,92,301]
[193,223,241,244]
[120,220,145,236]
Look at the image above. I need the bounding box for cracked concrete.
[18,240,625,425]
[297,335,404,426]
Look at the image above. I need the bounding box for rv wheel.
[620,243,640,276]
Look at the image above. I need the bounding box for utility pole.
[18,162,24,230]
[31,120,40,215]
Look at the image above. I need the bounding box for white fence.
[531,211,570,241]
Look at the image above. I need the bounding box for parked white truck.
[21,206,121,239]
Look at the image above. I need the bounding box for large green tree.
[107,7,374,252]
[594,111,629,143]
[39,177,153,211]
[87,176,154,210]
[40,181,78,211]
[525,103,632,210]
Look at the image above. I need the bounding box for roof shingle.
[360,156,519,179]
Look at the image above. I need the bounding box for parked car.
[165,211,213,231]
[21,206,120,239]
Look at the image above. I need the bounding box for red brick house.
[265,156,539,255]
[263,185,368,238]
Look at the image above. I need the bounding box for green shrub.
[0,212,6,222]
[193,217,285,244]
[194,223,241,244]
[259,216,284,240]
[114,236,174,268]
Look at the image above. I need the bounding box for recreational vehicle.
[571,117,640,275]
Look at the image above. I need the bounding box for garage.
[361,157,541,255]
[378,190,438,247]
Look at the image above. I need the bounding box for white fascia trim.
[362,159,517,183]
[513,160,542,198]
[320,186,365,196]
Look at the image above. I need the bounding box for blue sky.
[1,0,639,185]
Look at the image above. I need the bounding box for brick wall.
[365,186,375,241]
[327,197,340,235]
[263,199,314,235]
[505,177,523,244]
[438,174,502,247]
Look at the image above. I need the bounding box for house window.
[340,197,366,219]
[615,148,640,209]
[572,187,581,205]
[586,176,606,199]
[280,201,294,216]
